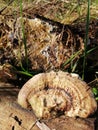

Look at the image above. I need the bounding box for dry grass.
[0,0,98,24]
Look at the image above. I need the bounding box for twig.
[36,120,51,130]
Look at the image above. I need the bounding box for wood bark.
[0,82,95,130]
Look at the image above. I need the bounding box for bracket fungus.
[18,71,97,119]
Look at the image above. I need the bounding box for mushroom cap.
[18,70,97,119]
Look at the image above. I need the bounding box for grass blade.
[82,0,90,80]
[63,50,82,67]
[20,0,28,71]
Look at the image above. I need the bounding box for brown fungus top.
[18,70,97,119]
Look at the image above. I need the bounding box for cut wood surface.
[0,82,95,130]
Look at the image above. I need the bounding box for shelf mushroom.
[18,71,97,119]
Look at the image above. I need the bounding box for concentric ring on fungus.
[18,70,97,119]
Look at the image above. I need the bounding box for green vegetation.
[93,86,98,100]
[19,0,28,70]
[82,0,90,80]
